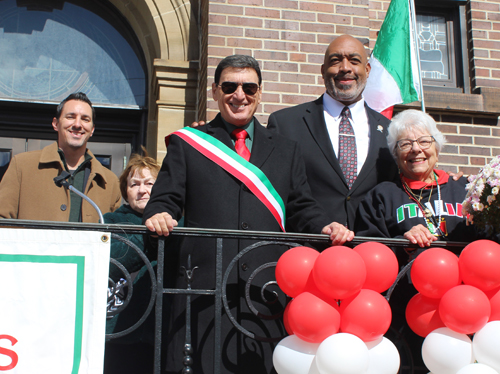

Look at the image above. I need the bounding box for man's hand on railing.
[144,212,178,236]
[321,222,354,246]
[190,120,206,128]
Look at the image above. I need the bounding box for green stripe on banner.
[182,127,286,222]
[0,254,85,374]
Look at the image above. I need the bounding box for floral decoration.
[463,155,500,234]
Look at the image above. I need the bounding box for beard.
[325,75,367,104]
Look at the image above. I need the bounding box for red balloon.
[312,246,366,300]
[353,242,398,293]
[276,246,320,298]
[405,293,445,337]
[303,272,338,305]
[411,248,461,298]
[439,285,491,335]
[485,286,500,322]
[459,240,500,292]
[283,300,294,335]
[287,292,340,343]
[339,289,392,342]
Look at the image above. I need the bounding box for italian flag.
[364,0,421,118]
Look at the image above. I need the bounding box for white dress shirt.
[323,93,371,174]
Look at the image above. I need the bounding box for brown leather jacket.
[0,142,121,222]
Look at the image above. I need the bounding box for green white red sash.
[166,127,286,231]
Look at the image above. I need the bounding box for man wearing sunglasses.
[143,54,353,374]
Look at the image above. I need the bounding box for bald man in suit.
[267,35,398,230]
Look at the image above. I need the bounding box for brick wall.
[205,0,500,175]
[430,113,500,176]
[469,0,500,88]
[206,0,372,124]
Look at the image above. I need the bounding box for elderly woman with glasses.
[355,109,475,248]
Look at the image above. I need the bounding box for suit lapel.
[206,115,235,149]
[249,119,274,169]
[350,104,387,192]
[304,96,347,185]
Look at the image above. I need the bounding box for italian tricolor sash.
[165,128,286,232]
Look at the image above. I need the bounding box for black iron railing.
[0,219,469,374]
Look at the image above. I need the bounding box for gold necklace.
[417,179,433,201]
[401,172,446,236]
[401,176,434,218]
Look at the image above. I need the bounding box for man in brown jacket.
[0,92,121,222]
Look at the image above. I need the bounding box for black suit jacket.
[143,114,331,373]
[267,95,398,230]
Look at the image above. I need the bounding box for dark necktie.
[231,128,251,161]
[339,106,357,188]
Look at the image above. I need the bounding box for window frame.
[415,0,470,94]
[0,0,148,156]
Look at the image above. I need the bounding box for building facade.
[0,0,498,176]
[203,0,500,176]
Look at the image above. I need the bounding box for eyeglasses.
[217,81,260,95]
[396,136,435,151]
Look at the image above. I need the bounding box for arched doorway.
[0,0,148,178]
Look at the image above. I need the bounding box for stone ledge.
[399,87,500,116]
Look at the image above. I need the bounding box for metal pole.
[68,185,105,223]
[154,239,165,374]
[409,0,426,113]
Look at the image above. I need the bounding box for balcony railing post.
[154,238,165,374]
[213,237,224,374]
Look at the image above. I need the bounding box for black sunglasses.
[217,81,260,95]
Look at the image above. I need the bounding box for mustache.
[334,74,358,81]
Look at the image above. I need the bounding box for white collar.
[323,93,366,122]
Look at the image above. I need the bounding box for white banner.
[0,228,110,374]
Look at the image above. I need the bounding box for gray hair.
[387,109,446,160]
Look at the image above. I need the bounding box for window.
[94,155,112,170]
[415,0,469,93]
[0,148,12,180]
[0,0,146,107]
[0,0,148,168]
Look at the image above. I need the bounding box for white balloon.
[308,357,321,374]
[365,337,401,374]
[422,327,473,374]
[457,363,500,374]
[316,333,369,374]
[473,321,500,373]
[273,335,320,374]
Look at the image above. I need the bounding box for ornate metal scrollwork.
[221,241,301,342]
[107,258,134,317]
[105,233,157,340]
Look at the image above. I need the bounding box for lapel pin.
[377,125,383,133]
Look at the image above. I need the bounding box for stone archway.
[109,0,201,160]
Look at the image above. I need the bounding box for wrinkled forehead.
[129,166,157,180]
[60,99,93,118]
[398,125,431,140]
[325,37,368,62]
[219,67,259,83]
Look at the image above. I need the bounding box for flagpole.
[409,0,426,113]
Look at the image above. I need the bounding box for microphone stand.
[54,171,105,224]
